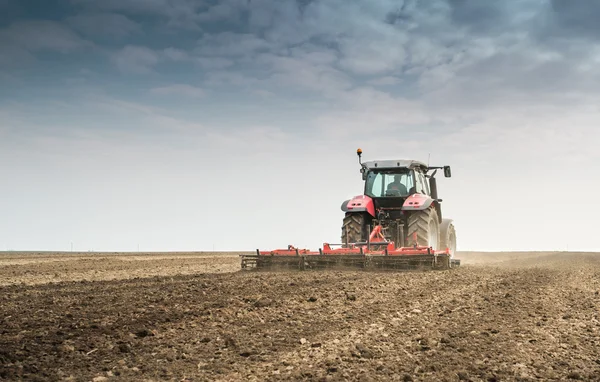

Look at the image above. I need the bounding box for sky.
[1,0,599,252]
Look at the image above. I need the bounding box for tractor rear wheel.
[341,213,367,247]
[406,207,440,249]
[440,219,457,258]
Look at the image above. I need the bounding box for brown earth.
[1,251,600,381]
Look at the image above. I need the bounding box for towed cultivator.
[241,148,460,272]
[240,230,460,272]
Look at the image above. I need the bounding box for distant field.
[0,251,247,285]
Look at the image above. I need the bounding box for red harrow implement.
[240,225,460,272]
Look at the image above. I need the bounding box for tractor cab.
[361,159,431,199]
[357,149,451,205]
[365,169,412,213]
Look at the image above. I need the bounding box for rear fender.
[341,195,375,217]
[401,193,435,211]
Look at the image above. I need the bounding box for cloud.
[70,0,177,15]
[196,0,248,23]
[0,20,92,70]
[541,0,600,41]
[368,76,402,86]
[252,89,275,98]
[70,0,206,30]
[66,12,142,39]
[446,0,510,34]
[0,43,36,69]
[195,57,235,69]
[0,20,91,53]
[196,32,273,57]
[261,53,352,95]
[111,45,159,74]
[150,84,205,98]
[337,37,407,75]
[162,47,189,61]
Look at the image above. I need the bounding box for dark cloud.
[0,20,91,52]
[295,0,315,15]
[66,12,142,39]
[3,0,600,110]
[445,0,517,35]
[70,0,174,15]
[384,2,412,26]
[70,0,208,30]
[0,0,75,26]
[547,0,600,39]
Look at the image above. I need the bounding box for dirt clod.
[254,297,273,307]
[135,329,153,338]
[355,343,375,359]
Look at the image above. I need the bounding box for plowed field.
[1,251,600,381]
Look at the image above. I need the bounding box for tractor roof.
[362,159,428,171]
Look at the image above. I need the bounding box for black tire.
[341,213,367,247]
[440,219,457,258]
[406,207,440,249]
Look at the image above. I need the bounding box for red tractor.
[340,149,457,258]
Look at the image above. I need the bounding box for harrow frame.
[240,228,460,272]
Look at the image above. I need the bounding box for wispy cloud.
[150,84,205,98]
[162,47,189,61]
[0,20,91,52]
[195,57,235,70]
[367,76,402,86]
[70,0,206,30]
[0,20,91,69]
[111,45,159,74]
[66,12,142,39]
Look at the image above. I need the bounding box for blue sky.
[1,0,600,252]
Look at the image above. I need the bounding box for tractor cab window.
[365,171,414,197]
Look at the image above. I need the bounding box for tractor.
[240,149,459,271]
[341,148,456,258]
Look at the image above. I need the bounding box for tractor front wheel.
[406,207,441,250]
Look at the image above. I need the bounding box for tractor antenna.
[427,153,431,167]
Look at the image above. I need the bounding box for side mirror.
[444,166,452,178]
[360,167,367,180]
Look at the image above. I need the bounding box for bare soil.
[1,251,600,381]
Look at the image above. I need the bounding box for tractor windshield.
[365,170,414,198]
